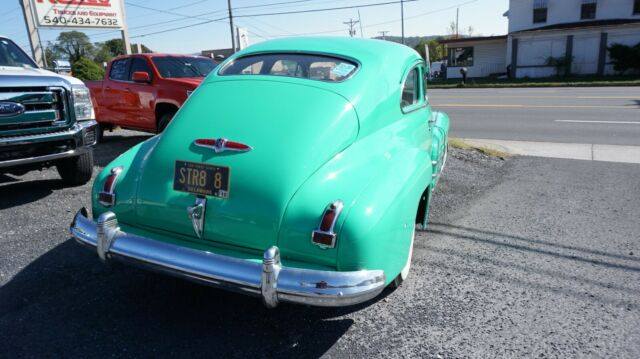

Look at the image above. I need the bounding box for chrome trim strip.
[193,138,253,153]
[0,148,87,169]
[70,209,386,308]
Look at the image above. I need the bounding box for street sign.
[31,0,125,29]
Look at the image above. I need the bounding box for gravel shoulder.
[1,131,639,358]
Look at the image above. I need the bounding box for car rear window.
[218,53,358,82]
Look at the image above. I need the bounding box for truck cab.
[0,36,97,186]
[86,54,217,141]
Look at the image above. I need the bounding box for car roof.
[236,37,420,71]
[217,37,423,99]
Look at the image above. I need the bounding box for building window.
[533,0,548,23]
[634,0,640,14]
[581,0,597,19]
[447,47,474,67]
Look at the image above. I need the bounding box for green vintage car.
[70,37,449,308]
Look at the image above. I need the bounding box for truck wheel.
[57,151,94,186]
[157,112,175,133]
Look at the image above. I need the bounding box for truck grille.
[0,86,69,133]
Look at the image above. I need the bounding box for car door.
[123,57,156,131]
[104,58,130,126]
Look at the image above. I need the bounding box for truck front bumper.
[70,209,386,308]
[0,120,97,169]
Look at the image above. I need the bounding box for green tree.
[44,41,58,68]
[608,42,640,74]
[53,31,95,64]
[414,38,445,62]
[71,56,104,81]
[96,38,153,57]
[545,55,573,77]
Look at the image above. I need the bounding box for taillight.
[98,166,123,207]
[312,200,344,249]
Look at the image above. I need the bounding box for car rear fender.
[91,135,161,223]
[278,116,433,276]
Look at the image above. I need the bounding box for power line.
[235,0,419,18]
[129,16,228,38]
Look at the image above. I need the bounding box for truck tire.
[56,151,94,186]
[157,112,176,133]
[96,123,105,143]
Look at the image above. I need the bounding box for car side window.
[129,58,153,81]
[109,59,129,81]
[401,67,421,109]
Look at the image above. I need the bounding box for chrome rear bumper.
[70,209,386,308]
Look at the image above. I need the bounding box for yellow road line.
[436,104,633,109]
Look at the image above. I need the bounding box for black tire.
[95,123,105,143]
[56,150,94,186]
[157,111,176,133]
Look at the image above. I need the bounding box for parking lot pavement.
[1,130,639,357]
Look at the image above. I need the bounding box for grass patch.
[448,138,511,159]
[430,75,640,89]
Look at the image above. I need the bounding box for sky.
[1,0,509,56]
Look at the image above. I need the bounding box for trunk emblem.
[194,138,252,153]
[187,196,206,238]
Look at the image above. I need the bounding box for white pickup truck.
[0,35,97,185]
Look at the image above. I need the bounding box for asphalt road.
[1,131,639,357]
[429,87,640,146]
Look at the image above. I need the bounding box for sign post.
[19,0,45,67]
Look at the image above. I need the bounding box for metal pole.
[19,0,44,67]
[120,0,131,54]
[228,0,236,53]
[456,8,459,39]
[400,0,405,44]
[357,9,364,38]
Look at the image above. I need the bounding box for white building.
[443,0,640,78]
[442,36,508,79]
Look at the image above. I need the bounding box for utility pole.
[227,0,236,53]
[343,18,359,37]
[357,9,364,38]
[400,0,405,44]
[456,8,459,39]
[378,31,389,41]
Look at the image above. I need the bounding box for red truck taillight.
[311,200,344,249]
[98,166,123,207]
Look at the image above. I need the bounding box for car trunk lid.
[134,79,358,251]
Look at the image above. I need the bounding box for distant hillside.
[372,35,451,48]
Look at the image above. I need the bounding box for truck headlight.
[72,85,95,121]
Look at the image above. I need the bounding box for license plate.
[173,160,230,198]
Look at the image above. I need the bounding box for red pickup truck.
[86,54,217,141]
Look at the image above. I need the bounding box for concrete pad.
[593,144,640,164]
[459,138,640,164]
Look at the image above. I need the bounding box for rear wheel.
[157,111,176,133]
[56,151,94,186]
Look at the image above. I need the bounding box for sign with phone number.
[32,0,125,29]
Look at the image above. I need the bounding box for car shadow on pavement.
[0,239,387,357]
[93,134,153,168]
[0,179,61,210]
